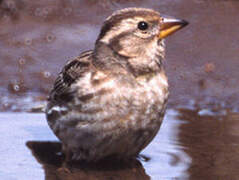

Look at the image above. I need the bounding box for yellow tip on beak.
[159,17,188,39]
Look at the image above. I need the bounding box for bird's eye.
[138,21,148,31]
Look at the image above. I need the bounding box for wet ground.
[0,0,239,179]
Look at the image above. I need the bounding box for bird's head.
[94,8,188,75]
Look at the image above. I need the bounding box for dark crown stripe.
[97,10,157,41]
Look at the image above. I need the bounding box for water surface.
[1,109,238,179]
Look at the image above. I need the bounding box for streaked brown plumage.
[45,8,188,162]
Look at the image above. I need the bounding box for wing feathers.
[48,50,93,103]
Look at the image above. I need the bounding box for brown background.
[0,0,238,111]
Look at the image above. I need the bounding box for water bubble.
[8,80,27,93]
[24,38,32,46]
[13,84,20,91]
[46,34,55,43]
[43,71,51,79]
[8,82,20,92]
[18,58,26,65]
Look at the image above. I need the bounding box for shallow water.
[1,109,239,180]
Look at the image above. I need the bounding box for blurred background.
[0,0,238,112]
[0,0,239,180]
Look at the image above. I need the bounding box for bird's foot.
[57,165,71,173]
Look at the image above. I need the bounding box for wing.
[48,50,93,105]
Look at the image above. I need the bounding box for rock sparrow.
[46,7,188,162]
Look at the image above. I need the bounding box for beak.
[158,17,188,39]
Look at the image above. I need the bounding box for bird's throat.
[93,42,162,77]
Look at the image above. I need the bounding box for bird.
[45,7,188,162]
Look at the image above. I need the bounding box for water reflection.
[27,141,150,180]
[177,109,239,179]
[24,109,239,179]
[0,109,238,179]
[25,110,191,179]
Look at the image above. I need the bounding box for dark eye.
[138,21,148,31]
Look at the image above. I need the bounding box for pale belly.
[46,72,169,161]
